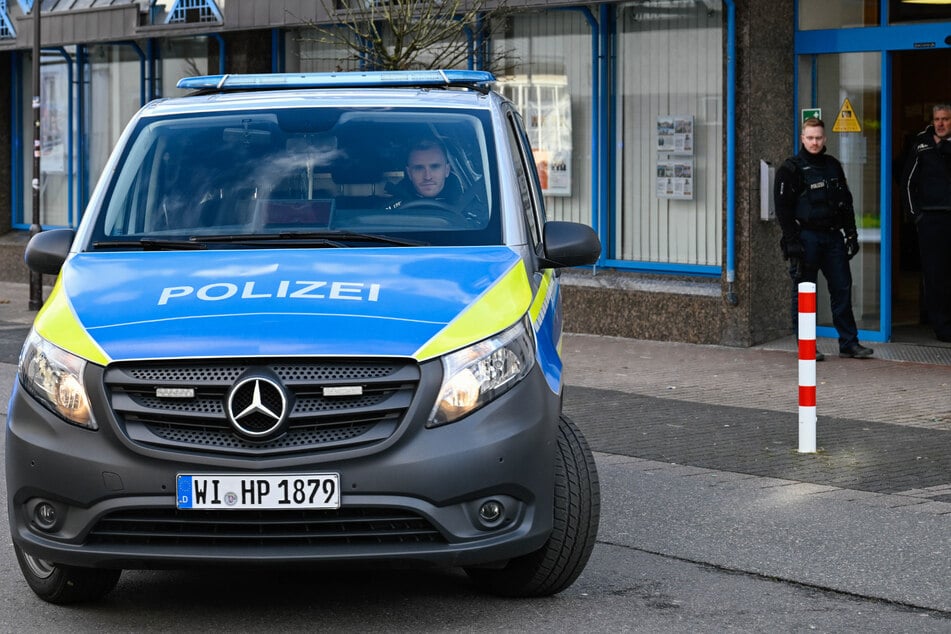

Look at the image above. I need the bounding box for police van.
[7,70,601,603]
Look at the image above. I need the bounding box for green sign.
[801,108,822,124]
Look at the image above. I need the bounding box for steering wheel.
[393,199,464,220]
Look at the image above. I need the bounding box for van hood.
[34,247,532,364]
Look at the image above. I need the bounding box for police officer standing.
[900,104,951,343]
[774,117,873,360]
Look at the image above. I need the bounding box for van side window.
[504,110,543,247]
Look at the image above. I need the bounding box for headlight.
[18,329,96,429]
[429,317,535,427]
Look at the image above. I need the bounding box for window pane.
[798,0,879,30]
[20,51,75,227]
[494,10,593,227]
[798,52,881,332]
[159,37,212,98]
[91,108,500,246]
[86,44,145,224]
[615,2,723,266]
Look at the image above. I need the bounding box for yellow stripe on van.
[529,269,554,325]
[414,259,533,361]
[33,279,111,366]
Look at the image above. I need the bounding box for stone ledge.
[560,268,720,297]
[560,269,722,345]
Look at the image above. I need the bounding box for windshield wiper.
[92,231,426,250]
[197,231,427,247]
[92,239,207,251]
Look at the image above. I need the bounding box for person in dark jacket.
[774,117,873,360]
[900,104,951,343]
[385,138,486,222]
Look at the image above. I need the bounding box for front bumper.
[6,362,559,570]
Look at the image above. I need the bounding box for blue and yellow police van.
[6,70,601,603]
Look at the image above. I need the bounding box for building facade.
[1,0,948,347]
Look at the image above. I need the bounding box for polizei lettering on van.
[158,281,382,305]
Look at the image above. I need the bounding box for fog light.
[34,503,57,530]
[479,500,503,523]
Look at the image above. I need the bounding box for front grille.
[86,508,446,547]
[103,360,420,456]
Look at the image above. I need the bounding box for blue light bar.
[177,70,497,92]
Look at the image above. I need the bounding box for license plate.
[176,473,340,510]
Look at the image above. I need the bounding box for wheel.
[14,544,121,604]
[466,414,600,597]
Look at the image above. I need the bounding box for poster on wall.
[656,115,694,200]
[656,115,694,155]
[496,74,573,196]
[656,159,694,201]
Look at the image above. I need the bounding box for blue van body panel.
[59,247,524,361]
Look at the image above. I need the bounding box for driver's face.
[407,147,450,198]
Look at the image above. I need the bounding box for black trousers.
[790,228,860,350]
[917,212,951,340]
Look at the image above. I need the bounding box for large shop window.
[616,3,723,267]
[494,11,593,227]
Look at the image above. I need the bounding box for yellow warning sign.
[832,98,861,133]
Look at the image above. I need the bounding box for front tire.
[466,414,600,597]
[14,544,121,604]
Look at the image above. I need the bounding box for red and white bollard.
[797,281,817,453]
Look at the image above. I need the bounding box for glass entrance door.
[891,49,951,340]
[795,9,951,343]
[796,51,883,340]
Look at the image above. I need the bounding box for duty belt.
[798,221,840,231]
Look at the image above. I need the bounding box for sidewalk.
[562,333,951,495]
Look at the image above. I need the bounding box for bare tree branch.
[296,0,516,73]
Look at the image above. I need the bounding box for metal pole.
[29,0,43,311]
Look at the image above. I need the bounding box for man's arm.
[773,160,802,258]
[899,136,921,218]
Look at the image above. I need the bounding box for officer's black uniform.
[900,125,951,342]
[384,175,487,222]
[774,145,870,357]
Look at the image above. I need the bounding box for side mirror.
[24,228,75,275]
[538,221,601,269]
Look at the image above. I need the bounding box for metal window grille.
[1,0,17,39]
[164,0,222,24]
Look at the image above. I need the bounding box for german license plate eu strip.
[176,474,340,510]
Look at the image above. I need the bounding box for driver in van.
[385,138,485,220]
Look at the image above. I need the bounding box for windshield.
[90,106,500,248]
